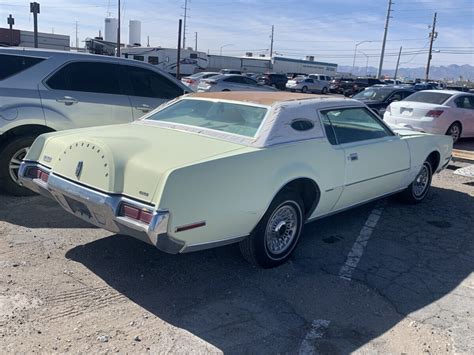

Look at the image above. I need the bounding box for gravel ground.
[0,161,473,354]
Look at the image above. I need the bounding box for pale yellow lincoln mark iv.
[19,92,452,268]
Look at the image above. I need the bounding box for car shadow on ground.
[454,137,474,152]
[0,194,94,229]
[66,186,473,353]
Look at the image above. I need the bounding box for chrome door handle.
[348,153,358,161]
[135,104,152,112]
[56,96,78,105]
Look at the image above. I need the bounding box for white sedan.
[384,90,474,143]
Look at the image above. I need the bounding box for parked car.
[197,74,277,92]
[19,92,452,268]
[181,72,219,91]
[352,86,415,116]
[286,77,321,93]
[383,79,403,85]
[0,48,189,195]
[257,73,288,90]
[384,90,474,143]
[413,83,435,91]
[329,77,354,94]
[308,74,331,94]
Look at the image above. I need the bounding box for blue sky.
[1,0,473,71]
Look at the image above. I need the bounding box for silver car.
[0,47,189,195]
[181,71,220,91]
[286,76,328,94]
[197,74,277,92]
[308,74,332,94]
[286,77,314,93]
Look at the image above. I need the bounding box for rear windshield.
[403,91,452,105]
[146,98,268,137]
[353,88,392,101]
[0,54,45,80]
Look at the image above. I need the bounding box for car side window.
[305,79,314,83]
[124,66,184,99]
[320,113,338,145]
[320,107,392,144]
[243,77,257,85]
[224,76,245,83]
[46,61,122,95]
[390,92,403,101]
[455,96,474,109]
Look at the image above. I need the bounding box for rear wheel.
[446,122,462,143]
[301,86,308,93]
[321,87,328,94]
[0,136,37,196]
[399,160,432,204]
[239,190,304,268]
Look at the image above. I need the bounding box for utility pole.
[30,2,40,48]
[425,12,438,81]
[377,0,393,79]
[7,14,14,46]
[117,0,121,57]
[182,0,189,49]
[177,19,182,78]
[147,35,150,47]
[194,32,198,51]
[270,25,274,58]
[394,46,402,80]
[75,21,79,49]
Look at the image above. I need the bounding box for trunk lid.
[41,123,247,203]
[389,101,447,119]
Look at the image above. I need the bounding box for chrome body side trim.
[182,235,247,253]
[306,187,405,223]
[18,162,183,254]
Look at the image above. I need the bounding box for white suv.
[0,48,189,195]
[308,74,332,94]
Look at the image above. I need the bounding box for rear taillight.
[25,166,49,182]
[120,203,154,225]
[426,110,444,118]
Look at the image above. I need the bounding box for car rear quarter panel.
[157,139,338,247]
[400,133,452,186]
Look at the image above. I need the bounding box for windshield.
[403,91,452,105]
[353,88,392,101]
[146,99,268,137]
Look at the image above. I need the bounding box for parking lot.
[0,139,472,353]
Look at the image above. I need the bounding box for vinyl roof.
[188,91,345,106]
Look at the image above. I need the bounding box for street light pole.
[219,43,233,56]
[351,41,372,75]
[7,14,15,46]
[359,51,369,76]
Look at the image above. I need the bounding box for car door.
[453,95,474,136]
[222,76,248,91]
[121,65,186,119]
[320,107,410,209]
[243,77,270,91]
[40,61,133,130]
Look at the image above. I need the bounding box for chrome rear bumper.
[19,162,184,254]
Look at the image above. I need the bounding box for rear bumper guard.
[18,162,184,254]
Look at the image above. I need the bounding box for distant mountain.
[337,64,474,81]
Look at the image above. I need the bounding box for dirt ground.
[1,160,473,353]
